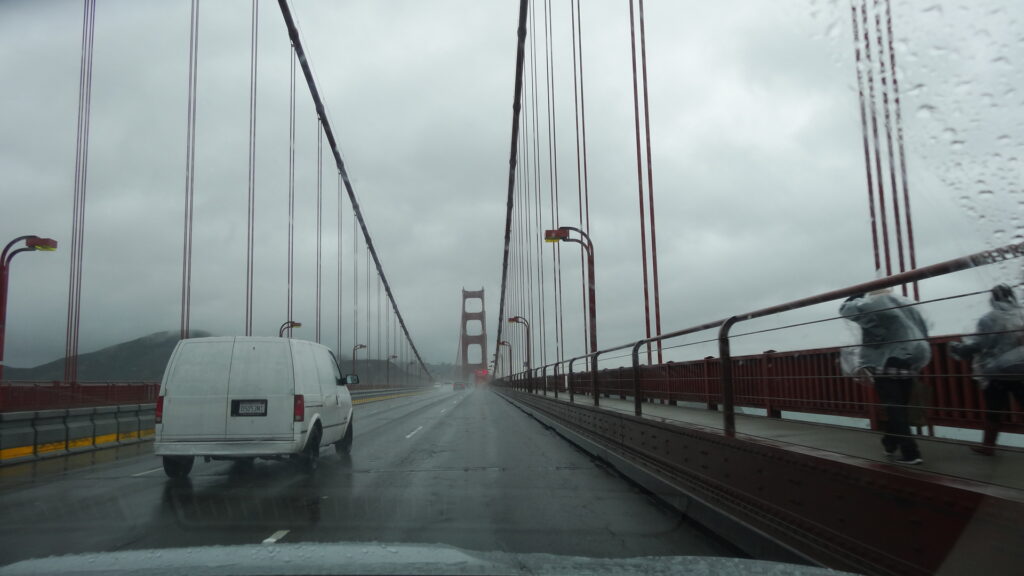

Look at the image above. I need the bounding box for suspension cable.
[287,49,296,337]
[180,0,200,340]
[628,0,653,364]
[638,0,663,362]
[65,0,96,385]
[244,0,259,336]
[277,0,432,378]
[850,1,882,276]
[315,120,323,342]
[493,0,531,366]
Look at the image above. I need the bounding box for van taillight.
[293,394,305,422]
[155,396,164,424]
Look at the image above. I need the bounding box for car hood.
[0,542,855,576]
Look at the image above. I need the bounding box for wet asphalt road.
[0,386,738,566]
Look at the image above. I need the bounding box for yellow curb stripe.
[68,437,94,449]
[0,445,34,460]
[0,428,158,463]
[94,433,119,446]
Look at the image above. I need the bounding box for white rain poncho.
[839,291,931,375]
[949,294,1024,386]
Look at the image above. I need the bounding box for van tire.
[300,426,321,473]
[163,456,194,478]
[335,417,353,456]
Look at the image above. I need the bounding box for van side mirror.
[342,374,359,386]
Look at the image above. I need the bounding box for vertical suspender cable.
[66,0,96,385]
[860,0,893,277]
[181,0,200,340]
[872,0,907,296]
[638,0,663,362]
[287,49,296,336]
[342,172,350,352]
[544,0,565,365]
[365,246,370,358]
[493,0,530,366]
[316,121,323,342]
[628,0,654,364]
[352,211,358,357]
[850,1,882,275]
[884,0,919,299]
[244,0,259,336]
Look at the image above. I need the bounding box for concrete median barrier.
[117,404,141,444]
[0,411,37,465]
[34,409,68,457]
[0,404,157,466]
[66,407,96,453]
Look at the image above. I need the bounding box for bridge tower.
[458,288,487,382]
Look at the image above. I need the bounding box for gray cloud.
[2,0,1021,377]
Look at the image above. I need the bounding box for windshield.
[1,1,1021,575]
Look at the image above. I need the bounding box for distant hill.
[4,331,450,386]
[4,330,210,382]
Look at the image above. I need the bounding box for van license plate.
[232,400,267,417]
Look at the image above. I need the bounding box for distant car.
[453,381,468,390]
[154,336,356,478]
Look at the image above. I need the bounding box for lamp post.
[545,226,598,399]
[278,320,301,337]
[386,353,397,388]
[1,235,58,382]
[507,316,531,391]
[498,340,512,379]
[351,344,366,377]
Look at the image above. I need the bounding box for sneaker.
[884,449,898,459]
[895,457,923,465]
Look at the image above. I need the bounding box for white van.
[154,336,355,478]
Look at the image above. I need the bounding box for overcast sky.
[1,0,1022,374]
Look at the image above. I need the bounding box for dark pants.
[984,379,1024,427]
[875,376,920,459]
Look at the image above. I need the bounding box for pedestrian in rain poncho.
[949,284,1024,455]
[840,289,931,465]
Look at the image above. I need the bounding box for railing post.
[568,358,575,404]
[553,363,559,399]
[718,316,739,437]
[632,341,644,417]
[592,352,600,407]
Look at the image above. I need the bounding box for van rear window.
[165,340,235,394]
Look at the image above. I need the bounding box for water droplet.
[916,104,936,119]
[951,140,966,150]
[923,4,943,15]
[978,189,995,199]
[998,134,1012,144]
[941,127,958,140]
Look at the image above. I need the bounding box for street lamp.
[507,316,532,391]
[498,340,512,378]
[1,235,58,382]
[352,344,366,377]
[546,226,598,401]
[278,320,301,337]
[386,353,398,388]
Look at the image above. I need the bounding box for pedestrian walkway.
[531,390,1024,492]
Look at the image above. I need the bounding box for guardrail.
[500,241,1024,437]
[0,403,154,465]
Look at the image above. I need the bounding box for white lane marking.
[262,530,289,544]
[405,425,424,439]
[131,467,163,477]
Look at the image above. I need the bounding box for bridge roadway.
[0,386,738,567]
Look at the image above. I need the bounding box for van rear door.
[160,338,234,440]
[225,339,294,440]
